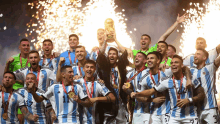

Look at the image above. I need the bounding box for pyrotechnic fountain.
[180,0,220,106]
[25,0,134,55]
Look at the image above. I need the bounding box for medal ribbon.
[68,51,77,65]
[2,90,13,113]
[149,70,160,85]
[172,75,183,99]
[78,65,83,76]
[62,81,74,94]
[127,66,145,82]
[20,54,29,68]
[42,53,54,66]
[30,67,41,87]
[84,78,94,98]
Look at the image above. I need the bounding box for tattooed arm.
[21,106,39,122]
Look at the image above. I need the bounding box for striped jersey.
[42,83,87,124]
[126,68,150,114]
[154,76,201,118]
[183,48,218,67]
[89,44,118,61]
[0,91,26,124]
[14,67,56,91]
[71,63,85,77]
[75,78,110,124]
[190,63,217,110]
[17,88,51,124]
[39,56,59,74]
[140,70,170,115]
[60,50,90,66]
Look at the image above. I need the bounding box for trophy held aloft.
[104,18,115,43]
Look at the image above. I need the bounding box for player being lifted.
[27,65,91,124]
[1,72,39,123]
[131,55,205,124]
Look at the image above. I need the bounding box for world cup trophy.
[104,18,115,43]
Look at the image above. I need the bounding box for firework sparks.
[180,0,220,104]
[26,0,133,55]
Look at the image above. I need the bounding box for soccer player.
[74,60,116,124]
[27,66,91,124]
[122,52,150,124]
[17,73,57,124]
[131,55,205,124]
[140,51,170,124]
[183,37,220,67]
[132,13,187,59]
[59,34,90,66]
[157,41,172,70]
[4,38,31,123]
[39,39,60,73]
[1,71,39,123]
[190,49,220,124]
[57,46,87,82]
[5,50,57,91]
[96,46,129,123]
[167,44,176,58]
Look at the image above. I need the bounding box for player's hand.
[53,52,60,58]
[130,92,136,98]
[159,63,166,72]
[152,96,166,104]
[27,82,36,93]
[92,46,99,52]
[7,57,14,64]
[59,57,65,65]
[98,79,104,84]
[177,99,190,108]
[33,114,39,122]
[186,79,193,89]
[176,13,188,23]
[73,75,81,80]
[73,95,80,103]
[51,114,57,123]
[89,98,97,105]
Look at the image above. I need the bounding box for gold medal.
[125,82,131,89]
[68,91,75,98]
[113,84,118,89]
[2,113,8,120]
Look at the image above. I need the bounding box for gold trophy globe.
[104,18,115,43]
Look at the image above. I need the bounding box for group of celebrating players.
[1,13,220,124]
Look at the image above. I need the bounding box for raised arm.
[56,57,65,82]
[182,66,193,89]
[21,106,39,122]
[4,57,15,73]
[158,13,187,42]
[28,83,45,103]
[214,55,220,68]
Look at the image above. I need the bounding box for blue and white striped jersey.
[14,67,56,91]
[60,50,90,66]
[126,68,150,114]
[17,88,51,124]
[140,70,170,115]
[39,56,59,74]
[75,78,110,124]
[42,83,88,124]
[154,76,201,118]
[183,48,218,67]
[190,63,217,110]
[71,63,85,77]
[0,91,26,124]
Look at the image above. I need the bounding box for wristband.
[188,98,193,103]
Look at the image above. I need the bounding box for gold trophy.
[104,18,115,43]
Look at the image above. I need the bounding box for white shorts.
[168,117,198,124]
[151,113,170,124]
[199,108,219,124]
[132,113,150,124]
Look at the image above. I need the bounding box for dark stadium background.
[0,0,208,81]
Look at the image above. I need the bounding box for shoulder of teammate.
[59,50,68,57]
[14,66,29,73]
[183,53,194,60]
[11,53,20,58]
[139,70,150,82]
[36,88,46,94]
[127,68,135,75]
[161,75,172,82]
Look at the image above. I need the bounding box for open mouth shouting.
[86,71,93,77]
